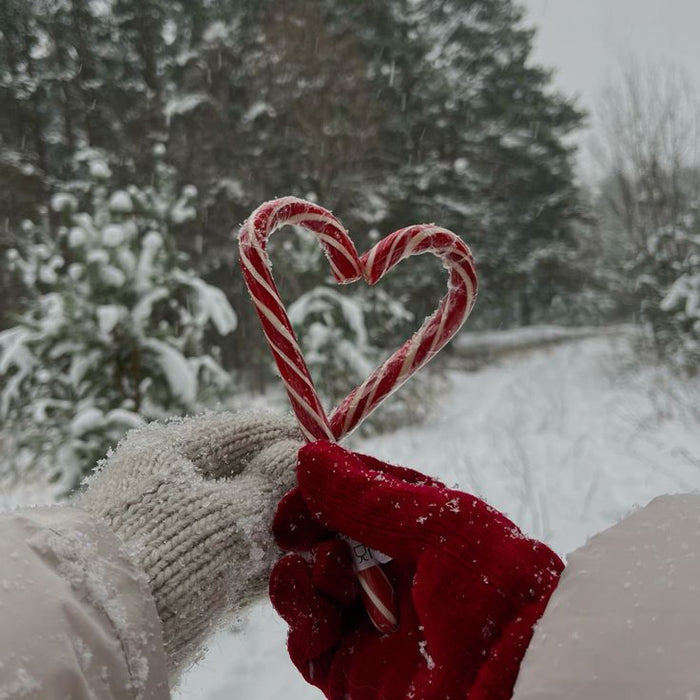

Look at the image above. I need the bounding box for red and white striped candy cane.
[238,197,361,444]
[237,197,478,636]
[238,197,398,634]
[329,224,477,439]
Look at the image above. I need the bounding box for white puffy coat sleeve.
[0,506,169,699]
[513,493,700,700]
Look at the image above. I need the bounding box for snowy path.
[175,334,700,699]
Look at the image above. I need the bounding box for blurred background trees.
[0,0,585,327]
[0,149,236,488]
[1,0,697,482]
[593,61,700,369]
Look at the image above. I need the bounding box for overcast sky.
[520,0,700,180]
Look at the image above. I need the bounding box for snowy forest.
[1,0,698,489]
[1,0,700,698]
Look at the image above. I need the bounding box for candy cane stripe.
[282,379,335,441]
[239,251,288,316]
[358,571,398,629]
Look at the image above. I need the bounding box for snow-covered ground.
[1,330,698,698]
[174,332,700,699]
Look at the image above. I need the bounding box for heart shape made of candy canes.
[238,196,478,444]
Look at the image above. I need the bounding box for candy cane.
[330,224,477,439]
[238,197,361,443]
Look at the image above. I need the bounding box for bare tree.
[593,58,700,253]
[592,58,700,365]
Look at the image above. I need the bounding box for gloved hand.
[270,441,564,700]
[81,411,301,676]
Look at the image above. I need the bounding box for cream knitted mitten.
[80,411,301,677]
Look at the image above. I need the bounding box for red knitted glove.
[269,441,563,700]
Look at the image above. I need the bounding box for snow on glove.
[269,441,564,700]
[81,411,302,677]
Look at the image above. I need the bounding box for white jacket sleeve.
[0,506,170,700]
[513,493,700,700]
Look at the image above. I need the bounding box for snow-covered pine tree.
[288,286,375,408]
[288,282,431,435]
[0,149,237,491]
[393,0,584,328]
[640,214,700,371]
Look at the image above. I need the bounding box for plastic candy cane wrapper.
[238,197,477,634]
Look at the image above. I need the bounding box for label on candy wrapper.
[345,536,392,572]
